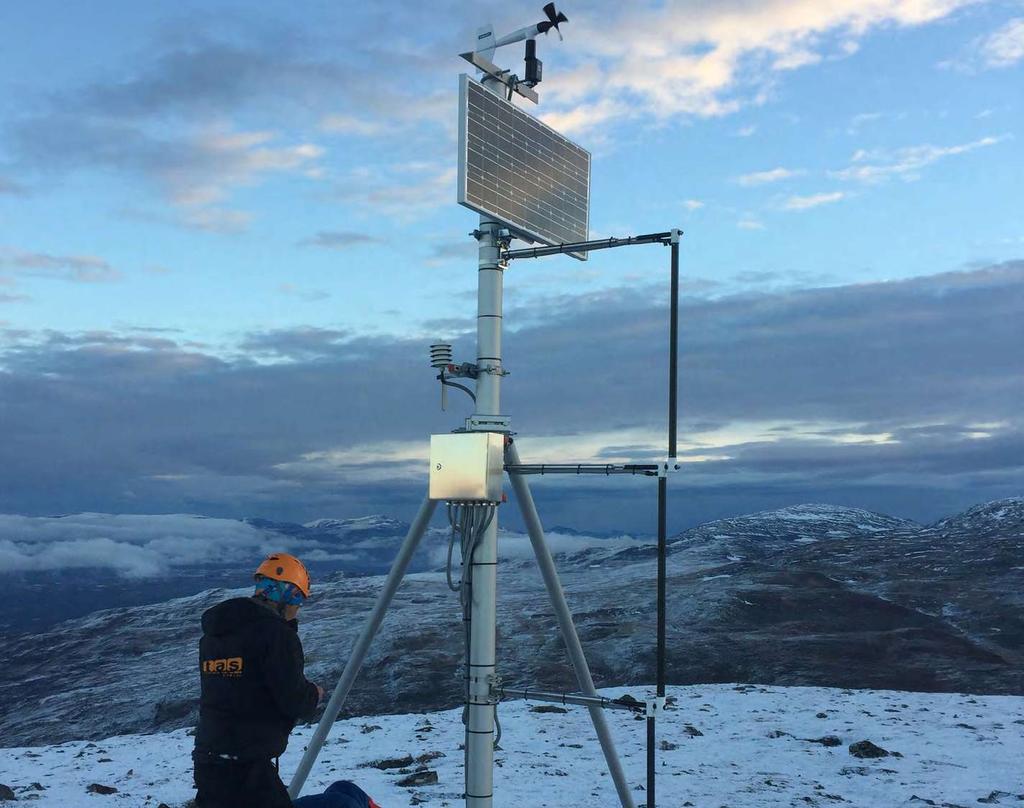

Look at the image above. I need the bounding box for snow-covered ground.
[1,684,1021,807]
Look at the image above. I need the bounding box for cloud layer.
[0,514,298,578]
[0,261,1020,528]
[540,0,984,133]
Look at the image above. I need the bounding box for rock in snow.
[0,684,1021,807]
[848,740,891,758]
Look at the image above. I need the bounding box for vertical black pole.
[649,233,679,808]
[663,235,679,689]
[668,237,679,459]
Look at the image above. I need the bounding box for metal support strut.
[646,230,680,808]
[288,498,438,799]
[507,441,637,808]
[504,463,658,476]
[495,685,645,714]
[505,226,682,808]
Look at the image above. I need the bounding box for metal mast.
[289,9,682,808]
[463,207,503,807]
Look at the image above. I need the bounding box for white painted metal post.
[464,209,502,807]
[288,498,438,798]
[507,442,637,808]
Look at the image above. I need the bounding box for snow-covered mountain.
[2,499,1021,750]
[2,513,448,635]
[1,684,1022,807]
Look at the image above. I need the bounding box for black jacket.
[195,597,319,760]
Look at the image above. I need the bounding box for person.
[193,552,382,808]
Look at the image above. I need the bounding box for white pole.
[465,74,505,800]
[465,208,502,808]
[287,498,438,798]
[507,442,637,808]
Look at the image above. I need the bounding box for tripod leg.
[288,497,438,798]
[506,444,636,808]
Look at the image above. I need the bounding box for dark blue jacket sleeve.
[264,622,319,721]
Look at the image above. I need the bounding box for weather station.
[288,6,683,807]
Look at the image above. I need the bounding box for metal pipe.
[507,442,637,808]
[504,463,658,476]
[495,686,644,713]
[648,230,680,807]
[669,234,680,459]
[646,715,656,808]
[287,497,438,798]
[475,216,503,417]
[648,476,668,808]
[464,208,503,808]
[503,231,675,261]
[657,474,668,700]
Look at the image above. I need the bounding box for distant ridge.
[3,496,1020,748]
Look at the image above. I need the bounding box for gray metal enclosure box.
[429,432,505,502]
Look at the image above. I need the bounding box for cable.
[441,378,477,403]
[447,502,498,756]
[446,503,462,592]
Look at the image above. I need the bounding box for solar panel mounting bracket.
[460,51,539,104]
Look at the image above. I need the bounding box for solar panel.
[458,74,590,260]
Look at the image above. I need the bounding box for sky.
[0,0,1022,534]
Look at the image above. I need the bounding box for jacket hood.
[201,596,282,637]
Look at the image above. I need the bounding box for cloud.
[159,129,324,207]
[0,0,995,272]
[299,230,382,249]
[737,217,765,229]
[783,191,846,210]
[238,326,352,360]
[539,99,634,136]
[333,164,456,218]
[0,510,638,578]
[425,240,478,266]
[0,248,121,283]
[0,513,350,578]
[7,112,323,231]
[1,31,383,231]
[846,111,886,134]
[118,204,253,234]
[277,283,331,302]
[2,1,987,234]
[319,114,386,136]
[537,0,982,134]
[736,167,804,186]
[426,528,645,568]
[178,207,253,234]
[831,135,1007,183]
[943,16,1024,70]
[0,177,27,195]
[978,17,1024,67]
[0,262,1020,527]
[683,199,705,211]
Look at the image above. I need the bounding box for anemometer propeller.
[538,3,569,40]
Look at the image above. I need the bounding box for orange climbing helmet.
[254,552,311,598]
